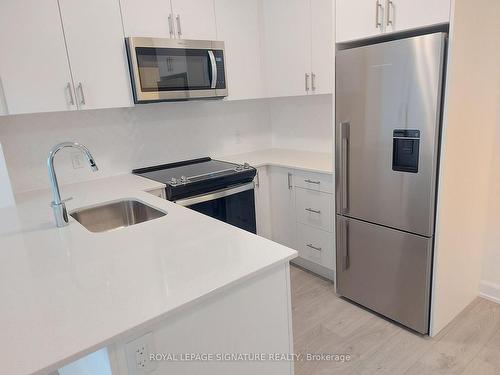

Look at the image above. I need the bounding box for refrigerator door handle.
[340,122,350,213]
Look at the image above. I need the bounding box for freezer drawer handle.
[304,179,320,184]
[305,208,321,214]
[338,219,350,272]
[343,220,350,271]
[307,244,322,251]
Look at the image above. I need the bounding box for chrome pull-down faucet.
[47,142,98,227]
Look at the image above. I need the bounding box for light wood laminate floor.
[290,265,500,375]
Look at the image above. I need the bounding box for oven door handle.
[208,50,217,89]
[174,182,254,207]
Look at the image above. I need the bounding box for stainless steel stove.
[133,158,257,233]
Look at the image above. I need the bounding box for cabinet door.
[0,0,75,115]
[170,0,217,40]
[254,167,272,239]
[59,0,133,110]
[388,0,450,33]
[269,167,296,249]
[120,0,174,38]
[336,0,383,43]
[215,0,265,100]
[262,0,311,97]
[311,0,334,95]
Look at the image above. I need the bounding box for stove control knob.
[180,176,188,183]
[170,178,178,185]
[243,162,250,169]
[235,165,243,171]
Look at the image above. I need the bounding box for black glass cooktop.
[132,157,256,201]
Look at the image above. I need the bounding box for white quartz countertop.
[218,148,333,174]
[1,174,296,375]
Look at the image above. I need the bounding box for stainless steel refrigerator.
[335,32,447,334]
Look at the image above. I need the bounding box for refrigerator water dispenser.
[392,129,420,173]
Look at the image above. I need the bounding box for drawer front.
[296,223,334,269]
[296,188,334,232]
[293,170,334,193]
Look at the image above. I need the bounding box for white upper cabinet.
[215,0,265,100]
[262,0,311,97]
[263,0,335,98]
[120,0,217,40]
[170,0,217,40]
[59,0,133,110]
[336,0,381,43]
[0,0,76,115]
[336,0,451,43]
[120,0,174,38]
[388,0,451,34]
[311,0,334,95]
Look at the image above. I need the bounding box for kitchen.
[0,0,499,374]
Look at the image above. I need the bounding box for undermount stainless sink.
[70,199,166,233]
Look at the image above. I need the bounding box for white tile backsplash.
[0,96,333,193]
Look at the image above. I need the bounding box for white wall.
[0,95,332,193]
[481,74,500,304]
[431,0,500,335]
[269,94,333,153]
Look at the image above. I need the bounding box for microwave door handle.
[208,50,217,89]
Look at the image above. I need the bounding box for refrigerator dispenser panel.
[392,129,420,173]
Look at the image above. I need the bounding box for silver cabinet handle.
[66,82,75,106]
[305,73,310,92]
[304,179,320,185]
[311,72,316,91]
[305,208,321,214]
[287,172,293,190]
[340,122,350,213]
[307,244,322,251]
[386,0,394,26]
[375,0,383,28]
[176,14,182,38]
[77,82,86,105]
[168,14,174,38]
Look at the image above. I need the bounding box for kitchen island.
[0,174,297,375]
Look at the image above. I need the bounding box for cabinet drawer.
[296,223,334,269]
[296,188,334,232]
[293,170,334,193]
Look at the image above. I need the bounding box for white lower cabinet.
[269,167,297,249]
[254,166,272,239]
[296,187,334,232]
[264,166,335,279]
[296,223,334,269]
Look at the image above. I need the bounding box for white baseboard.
[479,280,500,305]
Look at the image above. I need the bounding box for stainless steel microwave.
[125,37,227,103]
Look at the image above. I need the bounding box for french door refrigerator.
[335,32,447,334]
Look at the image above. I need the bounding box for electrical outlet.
[71,152,84,169]
[125,332,158,375]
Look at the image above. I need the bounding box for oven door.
[126,37,227,102]
[175,182,256,234]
